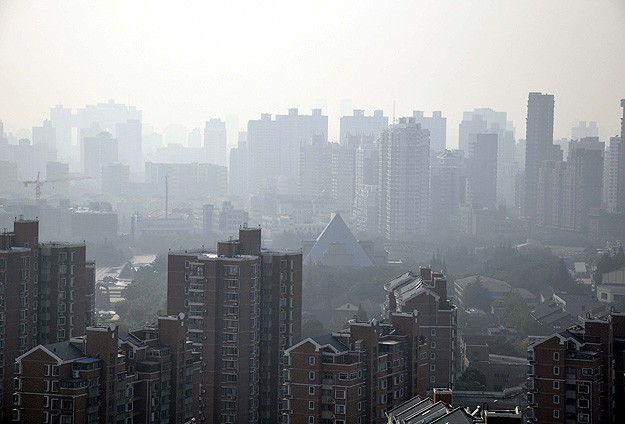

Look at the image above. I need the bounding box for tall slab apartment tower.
[167,226,302,424]
[0,218,94,421]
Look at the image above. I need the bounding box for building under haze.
[167,226,302,424]
[82,132,118,184]
[248,109,328,194]
[524,92,556,220]
[378,117,431,239]
[339,109,388,146]
[0,218,94,421]
[412,110,446,155]
[466,133,498,209]
[204,118,227,167]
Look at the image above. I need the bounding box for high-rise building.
[248,109,328,194]
[204,118,227,167]
[298,138,332,200]
[466,133,498,209]
[49,105,73,160]
[115,119,142,177]
[82,132,118,183]
[524,93,555,220]
[572,121,599,141]
[353,143,380,235]
[412,110,447,154]
[0,218,94,421]
[562,139,604,233]
[339,109,388,146]
[229,132,249,198]
[378,117,430,239]
[527,313,625,424]
[145,162,228,204]
[430,150,466,230]
[459,108,516,210]
[166,226,302,423]
[605,100,625,213]
[101,163,130,198]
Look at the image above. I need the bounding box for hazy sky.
[1,0,624,147]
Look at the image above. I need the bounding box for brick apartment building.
[167,226,302,423]
[282,267,458,424]
[13,314,199,424]
[0,218,94,421]
[527,312,625,424]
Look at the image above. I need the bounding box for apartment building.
[283,267,458,424]
[0,218,94,421]
[13,314,198,424]
[384,267,458,393]
[527,312,625,423]
[167,226,302,424]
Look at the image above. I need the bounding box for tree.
[113,254,167,331]
[456,367,487,391]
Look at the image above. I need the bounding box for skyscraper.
[378,117,431,239]
[204,118,227,167]
[412,110,447,154]
[248,109,328,194]
[339,109,388,146]
[459,108,516,210]
[116,119,142,177]
[524,92,555,220]
[166,226,302,423]
[466,133,498,209]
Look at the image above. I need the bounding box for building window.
[335,389,345,399]
[308,417,314,424]
[308,356,315,366]
[430,376,436,382]
[553,395,559,404]
[553,381,560,390]
[335,404,345,414]
[578,399,590,409]
[308,401,315,410]
[431,341,436,349]
[308,371,315,381]
[553,410,559,419]
[553,366,559,375]
[553,352,560,361]
[578,384,589,394]
[582,368,593,376]
[430,364,436,372]
[308,386,315,395]
[430,353,436,360]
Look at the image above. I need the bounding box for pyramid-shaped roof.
[118,261,135,280]
[303,213,373,267]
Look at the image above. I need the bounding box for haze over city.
[1,0,624,145]
[2,2,625,424]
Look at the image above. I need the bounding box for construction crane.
[23,171,91,201]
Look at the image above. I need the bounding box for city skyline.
[1,0,624,145]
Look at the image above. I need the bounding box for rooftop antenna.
[165,175,169,219]
[393,100,396,125]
